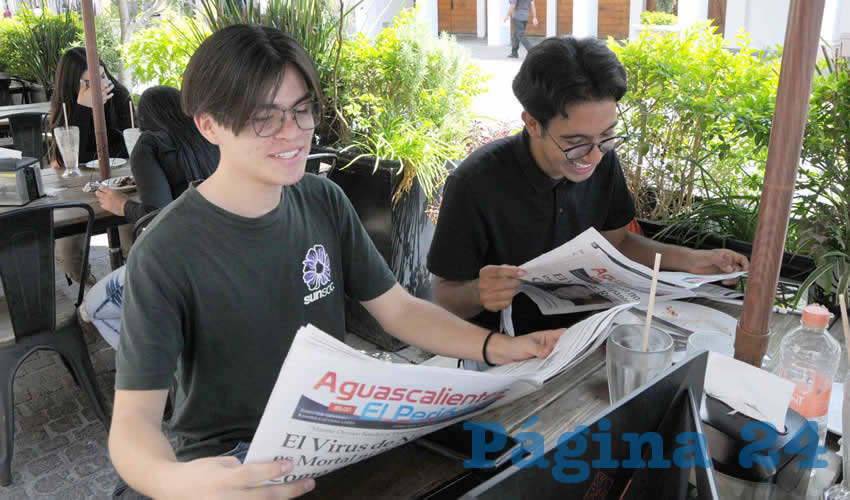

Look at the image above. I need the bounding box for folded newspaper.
[502,227,744,335]
[244,304,633,484]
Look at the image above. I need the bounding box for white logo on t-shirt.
[302,244,335,304]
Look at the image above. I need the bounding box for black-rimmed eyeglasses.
[251,101,321,137]
[543,127,628,161]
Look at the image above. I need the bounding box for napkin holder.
[0,157,43,206]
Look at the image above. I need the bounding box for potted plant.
[1,9,81,101]
[323,7,485,350]
[791,51,850,311]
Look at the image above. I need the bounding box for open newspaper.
[244,304,633,484]
[502,227,745,335]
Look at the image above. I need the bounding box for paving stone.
[91,468,121,495]
[0,486,30,500]
[26,453,65,477]
[17,412,49,432]
[72,454,110,479]
[31,470,75,496]
[63,439,101,460]
[13,446,38,465]
[73,422,107,441]
[50,484,97,500]
[37,434,71,454]
[12,383,32,404]
[46,399,80,420]
[47,414,83,435]
[19,352,59,374]
[14,428,49,447]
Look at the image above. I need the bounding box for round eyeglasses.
[251,101,321,137]
[544,127,629,161]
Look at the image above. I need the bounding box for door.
[557,0,573,35]
[597,0,630,40]
[438,0,477,34]
[525,0,547,36]
[707,0,726,36]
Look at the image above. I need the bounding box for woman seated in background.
[48,47,132,286]
[84,85,219,348]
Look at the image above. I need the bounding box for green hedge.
[640,11,678,26]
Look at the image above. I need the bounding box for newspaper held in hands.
[503,228,745,332]
[244,304,632,484]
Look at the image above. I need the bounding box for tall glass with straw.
[123,100,140,157]
[55,103,81,178]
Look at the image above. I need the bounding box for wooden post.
[734,0,826,366]
[80,0,110,181]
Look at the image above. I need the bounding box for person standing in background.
[504,0,538,58]
[3,4,12,17]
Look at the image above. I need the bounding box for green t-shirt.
[116,174,397,461]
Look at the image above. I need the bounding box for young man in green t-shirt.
[108,25,564,499]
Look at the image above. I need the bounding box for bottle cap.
[801,304,831,329]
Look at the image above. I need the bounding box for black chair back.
[132,208,161,243]
[7,112,48,163]
[0,77,11,106]
[0,202,93,338]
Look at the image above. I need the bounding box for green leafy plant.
[70,12,122,76]
[610,24,779,220]
[121,16,203,88]
[655,0,676,12]
[336,7,486,203]
[1,9,81,86]
[791,51,850,307]
[640,11,677,25]
[182,0,360,139]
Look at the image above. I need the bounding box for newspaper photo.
[503,228,745,333]
[244,304,633,484]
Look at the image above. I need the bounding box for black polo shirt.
[427,129,636,335]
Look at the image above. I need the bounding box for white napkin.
[0,147,22,159]
[704,351,794,430]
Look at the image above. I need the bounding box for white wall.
[573,0,598,37]
[487,0,511,46]
[351,0,415,39]
[478,0,487,37]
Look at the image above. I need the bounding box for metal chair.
[0,202,110,486]
[0,77,12,107]
[132,208,160,243]
[7,112,48,166]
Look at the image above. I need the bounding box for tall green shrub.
[2,9,81,86]
[337,7,486,202]
[791,53,850,305]
[121,16,203,88]
[610,24,779,220]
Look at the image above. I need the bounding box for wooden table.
[0,102,51,121]
[2,162,133,266]
[307,300,847,498]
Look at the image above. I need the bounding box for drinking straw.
[840,294,850,364]
[62,102,69,129]
[129,101,134,129]
[641,253,663,352]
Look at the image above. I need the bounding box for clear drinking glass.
[606,324,674,404]
[123,127,141,156]
[54,126,80,178]
[686,330,735,358]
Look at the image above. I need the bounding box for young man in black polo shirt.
[427,36,749,338]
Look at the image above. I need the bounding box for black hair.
[47,46,129,165]
[512,36,627,128]
[181,24,323,136]
[136,85,218,182]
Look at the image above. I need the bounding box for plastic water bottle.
[777,304,840,446]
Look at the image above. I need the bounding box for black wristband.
[483,331,498,367]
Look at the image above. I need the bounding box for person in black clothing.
[427,37,749,350]
[84,86,219,348]
[47,47,132,285]
[96,85,219,223]
[48,47,132,168]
